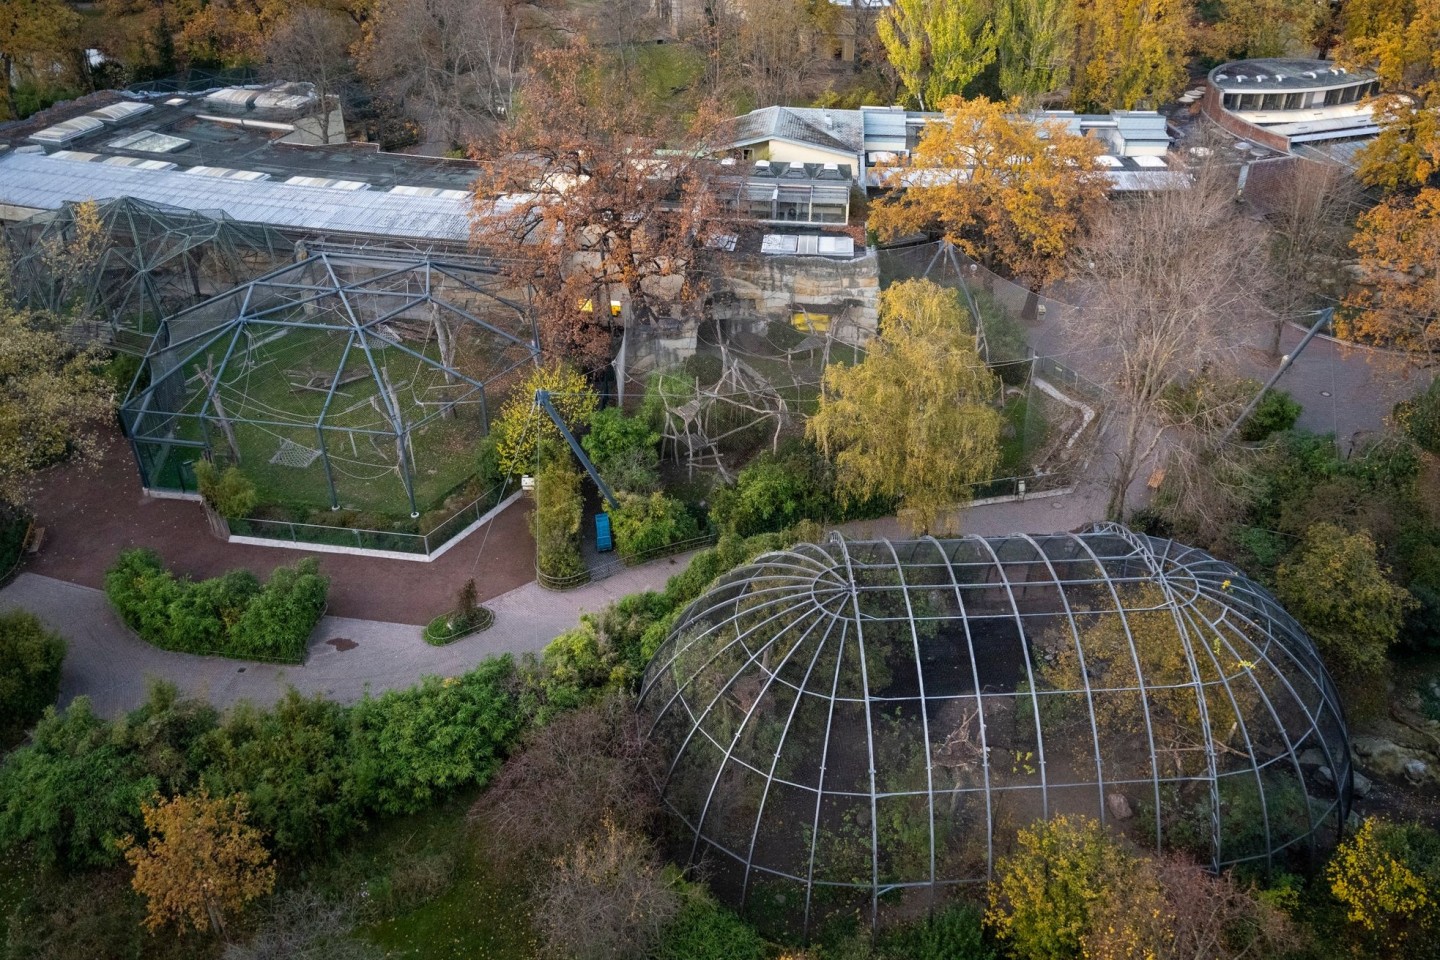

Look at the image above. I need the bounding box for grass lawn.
[140,326,494,519]
[301,791,538,960]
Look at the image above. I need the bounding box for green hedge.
[103,549,327,663]
[608,491,700,561]
[0,611,66,742]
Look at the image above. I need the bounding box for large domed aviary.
[638,526,1351,935]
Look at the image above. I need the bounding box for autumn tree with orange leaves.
[468,38,723,368]
[1341,188,1440,358]
[869,96,1108,289]
[1339,0,1440,191]
[120,791,275,936]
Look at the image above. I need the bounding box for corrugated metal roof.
[0,151,473,241]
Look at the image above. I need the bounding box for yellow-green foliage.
[1328,818,1440,955]
[1275,523,1415,688]
[1038,582,1258,778]
[492,364,598,477]
[987,815,1133,960]
[806,278,1003,535]
[533,458,585,582]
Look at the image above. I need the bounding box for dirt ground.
[23,427,536,625]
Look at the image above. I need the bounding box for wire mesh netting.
[5,197,289,344]
[121,251,538,518]
[639,526,1351,937]
[620,241,1099,491]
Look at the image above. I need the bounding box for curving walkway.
[0,483,1124,719]
[0,551,700,718]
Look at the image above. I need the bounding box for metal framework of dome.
[5,197,288,342]
[120,251,537,517]
[639,527,1351,935]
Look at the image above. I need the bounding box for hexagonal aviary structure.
[639,526,1351,935]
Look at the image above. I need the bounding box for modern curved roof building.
[639,527,1351,934]
[1201,58,1384,151]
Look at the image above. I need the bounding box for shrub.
[229,558,328,660]
[583,407,661,493]
[0,696,158,868]
[532,822,681,960]
[194,460,258,519]
[877,903,994,960]
[1396,377,1440,455]
[493,363,598,476]
[104,550,327,662]
[1275,524,1415,694]
[0,610,66,740]
[534,459,586,582]
[987,815,1134,960]
[655,886,768,960]
[709,442,839,536]
[349,657,523,816]
[1240,389,1303,441]
[196,691,363,857]
[609,491,700,560]
[1328,819,1440,959]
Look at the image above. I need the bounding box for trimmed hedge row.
[104,549,327,663]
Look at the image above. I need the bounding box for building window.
[1262,93,1283,110]
[1223,93,1239,109]
[1284,92,1303,110]
[1324,87,1343,106]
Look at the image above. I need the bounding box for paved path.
[1,478,1131,719]
[0,551,700,717]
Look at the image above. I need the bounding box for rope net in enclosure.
[619,241,1102,491]
[120,251,539,521]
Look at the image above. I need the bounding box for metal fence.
[225,483,513,558]
[537,532,718,591]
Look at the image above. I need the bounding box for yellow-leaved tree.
[1073,0,1192,110]
[1340,187,1440,359]
[877,0,999,110]
[806,278,1002,534]
[869,97,1108,288]
[1340,0,1440,191]
[120,790,275,936]
[491,363,599,477]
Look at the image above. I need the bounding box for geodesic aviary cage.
[6,198,288,340]
[639,526,1351,936]
[120,252,537,517]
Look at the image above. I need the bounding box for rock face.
[1351,735,1440,787]
[710,250,880,345]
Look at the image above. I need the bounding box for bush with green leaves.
[104,549,326,662]
[534,459,586,582]
[0,610,66,740]
[349,658,523,816]
[654,886,769,960]
[583,407,661,493]
[193,460,258,518]
[608,491,700,560]
[709,442,892,538]
[1396,376,1440,455]
[877,903,995,960]
[196,691,363,857]
[1240,388,1303,441]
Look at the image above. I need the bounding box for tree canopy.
[806,278,1003,534]
[469,38,722,368]
[121,790,275,935]
[1341,188,1440,358]
[871,97,1108,286]
[877,0,999,110]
